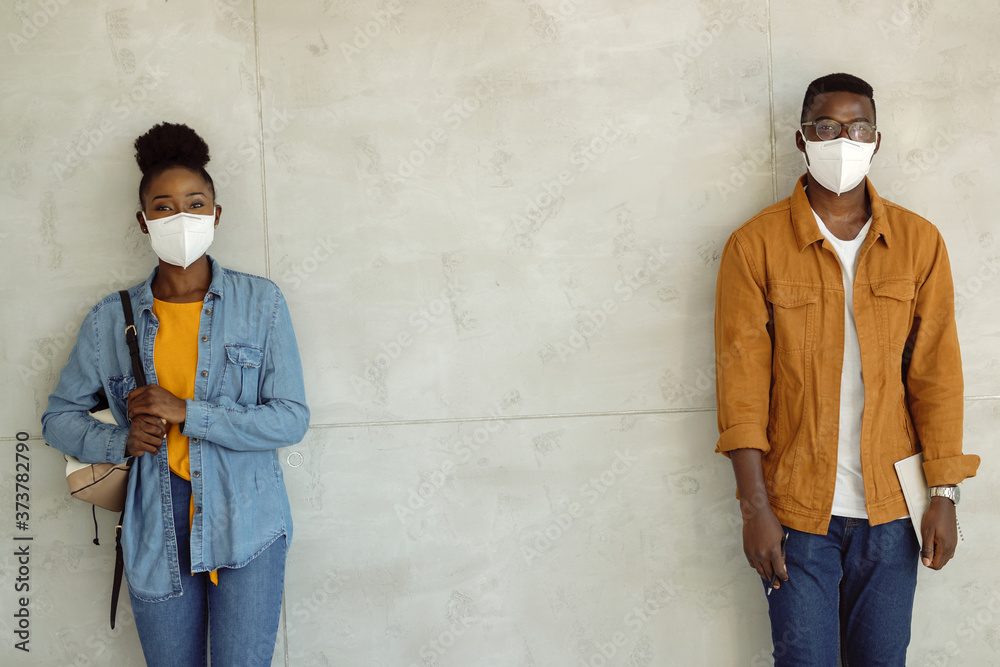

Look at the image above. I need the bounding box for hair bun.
[134,122,210,175]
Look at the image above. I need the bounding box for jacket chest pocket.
[766,286,819,354]
[222,344,263,406]
[870,279,916,350]
[107,374,137,418]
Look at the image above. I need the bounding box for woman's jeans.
[765,516,919,667]
[128,472,287,667]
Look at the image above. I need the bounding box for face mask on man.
[802,137,877,195]
[142,211,215,269]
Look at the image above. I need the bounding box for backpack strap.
[119,289,147,387]
[110,289,145,629]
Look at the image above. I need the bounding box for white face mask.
[802,136,877,195]
[142,211,216,269]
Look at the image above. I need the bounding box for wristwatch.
[929,485,961,505]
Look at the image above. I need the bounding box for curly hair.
[134,122,216,206]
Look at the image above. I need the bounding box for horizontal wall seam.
[7,395,1000,440]
[307,407,715,429]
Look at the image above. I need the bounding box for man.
[714,73,980,665]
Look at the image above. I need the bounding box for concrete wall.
[2,0,998,664]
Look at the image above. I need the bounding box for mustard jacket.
[715,175,979,533]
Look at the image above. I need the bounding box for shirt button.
[202,336,208,342]
[201,371,208,377]
[192,471,200,477]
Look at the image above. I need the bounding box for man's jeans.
[765,516,919,666]
[128,473,287,667]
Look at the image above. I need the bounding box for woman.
[42,122,310,665]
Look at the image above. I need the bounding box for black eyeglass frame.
[801,119,877,143]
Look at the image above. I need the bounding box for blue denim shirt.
[42,257,310,601]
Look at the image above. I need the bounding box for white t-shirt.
[812,210,872,519]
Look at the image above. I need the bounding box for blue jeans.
[765,516,919,666]
[128,473,287,667]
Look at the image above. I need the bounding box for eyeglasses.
[801,119,877,143]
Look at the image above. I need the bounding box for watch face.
[954,486,961,504]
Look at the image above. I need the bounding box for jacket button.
[195,507,202,514]
[192,471,200,477]
[202,336,208,342]
[192,438,199,443]
[201,371,208,377]
[204,309,212,315]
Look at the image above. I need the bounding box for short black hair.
[134,122,216,207]
[800,73,876,124]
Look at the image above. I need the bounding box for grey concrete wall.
[2,0,998,665]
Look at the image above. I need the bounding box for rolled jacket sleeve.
[906,231,980,486]
[714,233,774,457]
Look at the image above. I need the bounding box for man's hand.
[742,501,788,588]
[730,448,788,589]
[126,413,167,457]
[127,385,187,425]
[920,496,958,569]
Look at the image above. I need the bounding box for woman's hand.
[127,385,188,425]
[126,413,167,457]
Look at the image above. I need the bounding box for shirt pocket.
[870,279,916,351]
[222,344,263,406]
[107,374,137,420]
[766,285,819,354]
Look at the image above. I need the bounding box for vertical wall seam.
[249,8,283,661]
[251,0,271,279]
[765,0,778,204]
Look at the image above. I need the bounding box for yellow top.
[152,298,218,586]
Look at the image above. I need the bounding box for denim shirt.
[42,257,310,601]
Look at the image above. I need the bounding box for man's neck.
[805,175,871,241]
